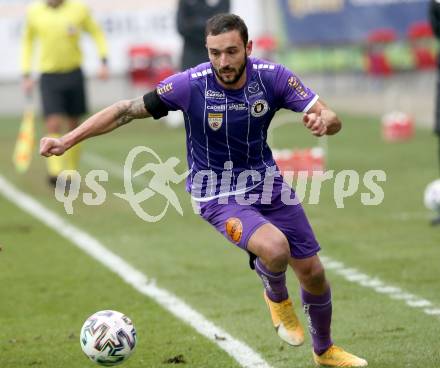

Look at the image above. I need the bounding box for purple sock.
[301,287,333,355]
[254,258,288,302]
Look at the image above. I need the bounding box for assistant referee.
[20,0,108,185]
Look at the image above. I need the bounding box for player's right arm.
[40,71,190,157]
[40,97,151,157]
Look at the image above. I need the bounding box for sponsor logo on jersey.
[288,76,308,98]
[228,103,248,111]
[205,90,226,99]
[251,99,269,117]
[225,217,243,243]
[207,103,247,112]
[252,64,276,71]
[248,81,260,94]
[207,104,226,111]
[156,83,173,95]
[208,113,223,131]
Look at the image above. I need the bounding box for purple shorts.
[199,176,320,259]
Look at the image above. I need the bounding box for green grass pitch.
[0,111,440,367]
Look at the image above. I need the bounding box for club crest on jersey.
[208,113,223,131]
[251,99,269,117]
[248,82,260,94]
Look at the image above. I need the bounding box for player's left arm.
[303,98,342,137]
[273,65,341,136]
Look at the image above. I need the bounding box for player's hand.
[97,64,109,80]
[22,76,34,96]
[303,112,327,137]
[39,137,67,157]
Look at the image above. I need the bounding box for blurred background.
[0,0,435,126]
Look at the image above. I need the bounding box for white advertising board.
[0,0,265,81]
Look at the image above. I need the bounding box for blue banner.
[279,0,430,45]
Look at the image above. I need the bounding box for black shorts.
[40,68,87,118]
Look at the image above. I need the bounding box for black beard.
[214,57,247,85]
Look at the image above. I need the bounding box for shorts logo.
[225,217,243,243]
[248,82,260,94]
[251,99,269,117]
[208,113,223,131]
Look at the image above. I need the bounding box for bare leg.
[64,116,81,171]
[247,223,290,273]
[45,114,64,134]
[248,223,290,301]
[45,114,65,181]
[66,116,80,131]
[288,255,328,295]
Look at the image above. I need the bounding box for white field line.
[320,256,440,317]
[83,152,440,319]
[82,152,133,182]
[388,212,431,221]
[0,175,272,368]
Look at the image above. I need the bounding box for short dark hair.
[205,13,248,46]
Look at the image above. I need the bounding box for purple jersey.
[155,57,318,200]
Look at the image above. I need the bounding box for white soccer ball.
[424,179,440,212]
[80,310,137,366]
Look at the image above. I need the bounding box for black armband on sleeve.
[143,91,170,120]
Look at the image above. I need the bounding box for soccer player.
[21,0,108,186]
[40,14,367,367]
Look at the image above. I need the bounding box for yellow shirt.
[20,0,108,74]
